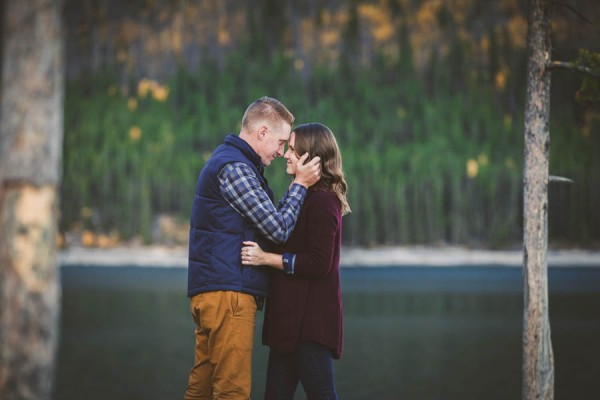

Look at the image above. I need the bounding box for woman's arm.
[242,192,341,277]
[241,241,284,270]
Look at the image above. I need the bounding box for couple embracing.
[185,97,351,400]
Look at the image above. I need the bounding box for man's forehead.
[272,122,292,140]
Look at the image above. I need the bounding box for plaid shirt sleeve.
[218,162,308,244]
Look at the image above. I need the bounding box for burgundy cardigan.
[262,190,344,359]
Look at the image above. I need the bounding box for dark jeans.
[264,341,339,400]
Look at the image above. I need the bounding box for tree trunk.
[0,1,64,399]
[522,0,554,399]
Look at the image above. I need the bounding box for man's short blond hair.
[241,97,294,132]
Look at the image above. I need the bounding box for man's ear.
[257,125,268,141]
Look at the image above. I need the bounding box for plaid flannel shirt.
[218,162,307,244]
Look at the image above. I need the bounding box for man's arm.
[241,192,340,278]
[219,162,307,244]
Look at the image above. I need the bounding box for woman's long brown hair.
[292,123,351,216]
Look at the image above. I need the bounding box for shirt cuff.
[288,183,308,199]
[282,253,296,275]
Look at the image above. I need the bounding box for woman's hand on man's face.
[293,153,321,188]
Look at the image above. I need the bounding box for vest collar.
[224,134,264,173]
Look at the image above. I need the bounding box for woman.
[241,122,350,400]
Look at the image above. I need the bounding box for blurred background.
[33,1,600,399]
[59,0,600,250]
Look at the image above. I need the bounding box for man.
[185,97,321,400]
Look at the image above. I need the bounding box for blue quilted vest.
[187,134,274,298]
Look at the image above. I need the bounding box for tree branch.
[549,175,574,184]
[546,61,600,78]
[552,1,594,24]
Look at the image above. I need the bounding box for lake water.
[54,265,600,399]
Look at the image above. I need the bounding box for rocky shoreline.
[58,245,600,268]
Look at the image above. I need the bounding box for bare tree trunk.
[522,0,554,399]
[0,1,64,399]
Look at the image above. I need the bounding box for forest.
[59,0,600,247]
